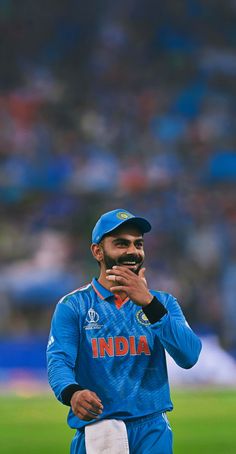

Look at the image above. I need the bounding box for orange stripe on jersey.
[91,283,129,308]
[114,294,129,309]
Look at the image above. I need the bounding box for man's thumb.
[139,268,147,284]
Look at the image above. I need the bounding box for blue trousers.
[70,412,173,454]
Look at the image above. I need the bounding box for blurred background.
[1,0,236,394]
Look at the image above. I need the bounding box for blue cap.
[92,209,151,244]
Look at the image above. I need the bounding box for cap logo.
[116,211,133,220]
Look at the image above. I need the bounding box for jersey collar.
[91,277,129,309]
[91,277,113,301]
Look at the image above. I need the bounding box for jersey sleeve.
[149,292,202,369]
[46,298,80,403]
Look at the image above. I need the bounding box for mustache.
[117,254,143,264]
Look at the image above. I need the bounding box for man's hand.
[106,266,153,307]
[70,389,103,421]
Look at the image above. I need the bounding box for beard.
[102,250,144,275]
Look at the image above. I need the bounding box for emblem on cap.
[116,211,133,220]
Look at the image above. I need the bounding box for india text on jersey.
[91,335,151,358]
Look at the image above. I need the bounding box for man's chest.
[79,301,155,359]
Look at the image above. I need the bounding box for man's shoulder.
[58,282,94,307]
[150,289,177,305]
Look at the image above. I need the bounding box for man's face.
[100,225,145,275]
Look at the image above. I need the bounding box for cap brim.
[122,217,151,234]
[101,217,151,239]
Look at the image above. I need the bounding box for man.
[47,208,202,454]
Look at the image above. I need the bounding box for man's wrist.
[61,384,84,406]
[143,296,168,323]
[141,292,154,307]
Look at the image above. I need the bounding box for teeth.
[123,262,136,265]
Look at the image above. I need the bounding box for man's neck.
[98,273,127,302]
[97,272,111,291]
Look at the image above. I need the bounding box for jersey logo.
[136,309,151,326]
[84,308,103,330]
[86,308,99,323]
[91,335,151,358]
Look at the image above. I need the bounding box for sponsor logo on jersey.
[116,211,133,220]
[91,335,151,358]
[84,308,103,330]
[136,309,151,326]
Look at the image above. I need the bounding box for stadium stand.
[0,1,236,377]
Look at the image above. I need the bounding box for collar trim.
[92,278,113,300]
[92,278,129,308]
[114,294,129,309]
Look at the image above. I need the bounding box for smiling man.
[47,209,202,454]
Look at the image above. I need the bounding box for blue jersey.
[47,278,201,429]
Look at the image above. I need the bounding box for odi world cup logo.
[86,308,99,324]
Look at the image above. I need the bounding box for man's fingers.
[110,285,127,293]
[85,394,103,409]
[84,400,103,413]
[138,268,147,284]
[138,267,146,278]
[81,404,102,416]
[73,404,101,421]
[90,391,101,399]
[71,389,103,420]
[76,397,103,414]
[106,268,133,283]
[106,274,126,283]
[76,408,96,421]
[106,267,133,277]
[76,390,102,406]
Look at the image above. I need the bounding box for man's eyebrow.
[112,237,129,243]
[112,237,144,243]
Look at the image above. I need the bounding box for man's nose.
[126,243,138,254]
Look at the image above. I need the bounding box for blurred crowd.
[0,0,236,354]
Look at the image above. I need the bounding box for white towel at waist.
[85,419,129,454]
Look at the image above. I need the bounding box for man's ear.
[91,243,104,262]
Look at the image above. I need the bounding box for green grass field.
[0,388,235,453]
